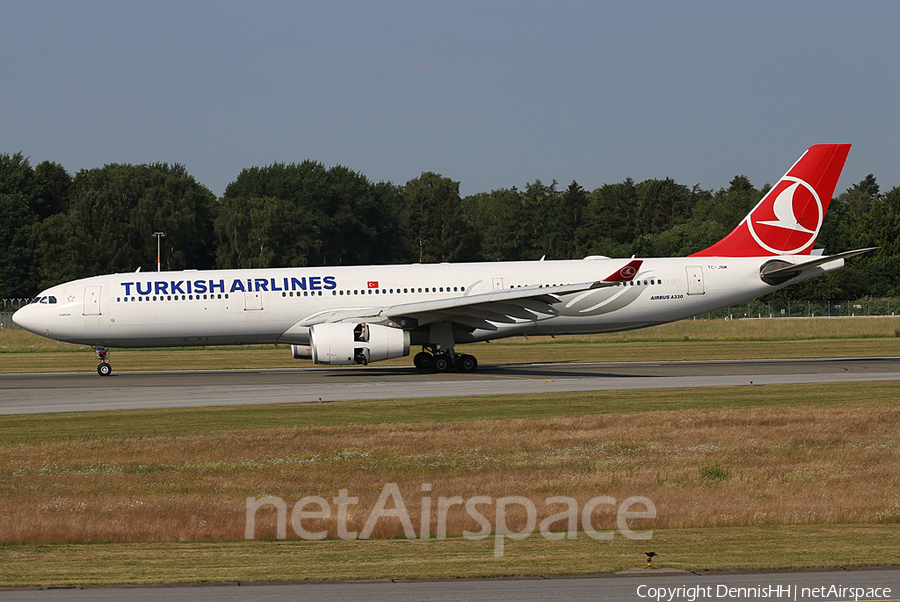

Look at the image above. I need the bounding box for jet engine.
[290,344,312,359]
[309,322,410,366]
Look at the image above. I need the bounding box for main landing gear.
[413,347,478,373]
[95,346,112,376]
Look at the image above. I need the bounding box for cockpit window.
[48,296,57,304]
[39,297,48,304]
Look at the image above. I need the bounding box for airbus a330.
[13,144,873,375]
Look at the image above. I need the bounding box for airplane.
[13,144,874,376]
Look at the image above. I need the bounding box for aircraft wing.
[293,259,643,331]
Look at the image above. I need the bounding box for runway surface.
[1,357,898,415]
[2,567,897,601]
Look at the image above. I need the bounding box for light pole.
[153,232,166,272]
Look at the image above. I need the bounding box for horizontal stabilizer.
[760,247,876,284]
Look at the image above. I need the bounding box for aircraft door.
[244,292,263,310]
[83,286,102,316]
[685,266,705,295]
[492,277,504,291]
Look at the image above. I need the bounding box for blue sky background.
[2,1,898,198]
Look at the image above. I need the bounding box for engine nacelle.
[309,323,410,366]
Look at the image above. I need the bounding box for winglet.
[601,259,643,283]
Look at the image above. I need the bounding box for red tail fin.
[690,144,851,257]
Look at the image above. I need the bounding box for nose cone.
[12,305,30,331]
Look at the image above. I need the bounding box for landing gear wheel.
[433,355,451,372]
[94,346,110,376]
[413,352,433,371]
[457,354,478,373]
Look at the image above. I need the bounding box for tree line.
[2,151,898,303]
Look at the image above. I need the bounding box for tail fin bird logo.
[747,176,822,254]
[619,265,637,278]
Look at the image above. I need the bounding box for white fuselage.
[12,255,838,349]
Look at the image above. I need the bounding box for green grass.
[1,524,898,586]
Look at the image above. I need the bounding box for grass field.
[1,383,899,585]
[0,317,898,586]
[2,525,898,586]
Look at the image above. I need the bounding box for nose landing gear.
[95,346,112,376]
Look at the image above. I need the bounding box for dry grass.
[2,398,898,545]
[0,328,83,352]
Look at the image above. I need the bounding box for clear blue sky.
[3,1,898,198]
